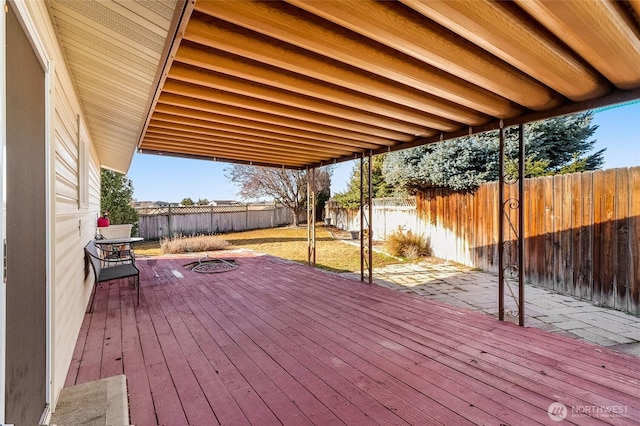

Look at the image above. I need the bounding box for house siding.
[51,63,101,413]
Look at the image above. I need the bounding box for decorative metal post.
[498,126,505,321]
[498,123,526,326]
[359,154,373,283]
[367,154,373,284]
[518,124,526,326]
[307,168,316,266]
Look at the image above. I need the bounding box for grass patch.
[135,226,400,272]
[223,226,399,272]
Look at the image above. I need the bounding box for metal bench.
[84,240,140,312]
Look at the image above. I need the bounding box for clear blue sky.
[128,102,640,203]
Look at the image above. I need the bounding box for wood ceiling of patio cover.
[137,0,640,169]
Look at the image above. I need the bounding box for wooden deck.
[65,252,640,425]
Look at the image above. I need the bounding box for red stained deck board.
[280,264,638,391]
[158,303,254,426]
[216,277,468,426]
[64,303,91,387]
[415,316,640,414]
[255,262,639,423]
[243,283,552,424]
[177,297,283,426]
[74,287,109,384]
[208,293,407,425]
[175,282,292,426]
[182,293,315,426]
[143,287,218,426]
[229,256,636,422]
[229,270,537,425]
[232,268,532,418]
[100,283,123,379]
[64,254,640,426]
[280,290,595,423]
[145,361,189,425]
[177,290,340,425]
[191,277,401,426]
[304,293,596,423]
[152,287,250,425]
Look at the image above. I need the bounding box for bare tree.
[226,165,332,226]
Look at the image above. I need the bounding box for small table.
[95,237,144,263]
[95,237,144,246]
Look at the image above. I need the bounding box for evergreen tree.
[100,169,139,231]
[311,168,332,221]
[333,155,398,208]
[384,111,603,192]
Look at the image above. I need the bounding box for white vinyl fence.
[137,204,293,240]
[324,197,418,239]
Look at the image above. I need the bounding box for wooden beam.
[162,79,432,136]
[145,123,356,157]
[183,14,524,119]
[155,93,405,142]
[288,0,562,110]
[150,108,385,149]
[174,44,488,126]
[401,0,610,101]
[140,148,307,169]
[168,62,460,132]
[141,137,318,166]
[194,0,516,119]
[516,0,640,90]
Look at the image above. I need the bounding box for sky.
[128,102,640,203]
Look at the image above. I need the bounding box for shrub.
[385,228,432,259]
[161,235,230,254]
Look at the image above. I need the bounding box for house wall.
[18,0,102,414]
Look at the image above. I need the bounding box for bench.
[85,240,140,312]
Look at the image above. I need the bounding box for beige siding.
[20,0,102,412]
[51,91,100,410]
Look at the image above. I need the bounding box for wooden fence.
[137,204,293,240]
[325,167,640,314]
[418,167,640,314]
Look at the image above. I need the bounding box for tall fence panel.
[136,204,293,240]
[416,167,640,314]
[325,167,640,314]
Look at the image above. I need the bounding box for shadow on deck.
[65,251,640,425]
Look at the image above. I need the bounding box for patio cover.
[48,0,640,172]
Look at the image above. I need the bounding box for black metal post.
[360,156,364,281]
[311,168,316,266]
[498,126,505,321]
[367,153,373,284]
[518,124,525,326]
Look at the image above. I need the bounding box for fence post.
[210,204,214,235]
[168,204,172,238]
